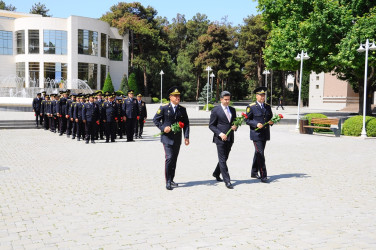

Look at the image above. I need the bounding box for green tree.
[30,2,51,17]
[0,0,16,11]
[119,74,128,94]
[102,73,114,93]
[128,72,139,95]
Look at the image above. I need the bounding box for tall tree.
[0,0,16,11]
[30,2,51,17]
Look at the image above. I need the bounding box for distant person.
[135,94,147,139]
[276,95,284,110]
[32,93,43,127]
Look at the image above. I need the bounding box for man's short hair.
[220,91,231,98]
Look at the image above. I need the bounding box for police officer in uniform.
[32,93,43,127]
[153,87,190,190]
[66,93,75,137]
[83,95,100,144]
[73,95,85,141]
[245,87,273,183]
[123,90,139,142]
[51,94,59,133]
[102,94,119,143]
[57,91,68,136]
[41,94,50,130]
[116,96,124,139]
[135,94,147,139]
[95,91,105,140]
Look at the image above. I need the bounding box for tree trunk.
[195,73,200,101]
[143,65,148,96]
[358,80,374,115]
[130,30,134,68]
[216,78,220,101]
[221,79,224,92]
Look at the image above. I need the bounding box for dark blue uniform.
[32,97,42,126]
[66,99,74,137]
[135,100,147,138]
[82,101,99,143]
[95,98,105,139]
[73,101,85,140]
[153,103,190,185]
[57,97,68,135]
[51,99,58,132]
[41,99,49,130]
[102,101,119,142]
[209,105,237,185]
[123,97,139,141]
[245,102,273,179]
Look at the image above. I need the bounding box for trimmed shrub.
[203,103,214,111]
[303,113,328,132]
[152,97,159,103]
[128,72,139,94]
[119,74,128,94]
[343,115,376,137]
[162,98,169,104]
[102,73,114,93]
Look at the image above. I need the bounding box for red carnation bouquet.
[255,114,283,131]
[154,121,184,137]
[225,112,248,136]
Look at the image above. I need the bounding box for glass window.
[16,30,25,54]
[78,62,97,89]
[44,62,68,88]
[108,38,123,61]
[316,76,319,81]
[28,30,39,54]
[100,64,106,89]
[16,62,25,87]
[29,62,40,87]
[101,33,107,58]
[43,30,67,55]
[78,29,98,56]
[0,30,13,55]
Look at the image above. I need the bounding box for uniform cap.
[137,94,142,97]
[168,86,181,96]
[254,86,267,95]
[128,90,134,94]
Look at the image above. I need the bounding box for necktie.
[224,107,230,122]
[173,106,177,113]
[261,103,264,109]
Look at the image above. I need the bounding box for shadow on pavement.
[268,173,310,182]
[179,179,219,187]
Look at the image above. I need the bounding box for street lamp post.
[159,70,164,104]
[263,69,270,102]
[205,66,212,111]
[294,50,310,130]
[357,39,376,138]
[210,72,215,100]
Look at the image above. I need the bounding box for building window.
[109,38,123,61]
[316,85,319,89]
[78,29,98,56]
[100,64,106,89]
[16,30,25,54]
[0,30,13,55]
[288,83,293,89]
[28,30,39,54]
[316,76,319,81]
[44,62,67,88]
[16,62,25,87]
[101,33,107,58]
[29,62,40,87]
[43,30,67,55]
[78,62,97,89]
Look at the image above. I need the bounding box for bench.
[303,118,341,137]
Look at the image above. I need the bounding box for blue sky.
[10,0,259,26]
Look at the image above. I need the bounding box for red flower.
[115,117,118,121]
[278,114,284,119]
[143,120,146,123]
[34,114,36,116]
[67,115,70,118]
[96,121,100,125]
[178,121,184,128]
[137,116,140,120]
[60,115,62,117]
[241,112,248,119]
[121,117,123,122]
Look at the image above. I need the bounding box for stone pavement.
[0,125,375,249]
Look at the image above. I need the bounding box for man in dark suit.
[123,90,139,142]
[102,94,119,143]
[95,91,105,140]
[209,91,237,189]
[32,93,43,127]
[135,94,147,139]
[73,95,85,141]
[57,91,68,136]
[82,95,100,144]
[245,87,273,183]
[153,87,190,191]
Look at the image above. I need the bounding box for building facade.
[0,10,128,91]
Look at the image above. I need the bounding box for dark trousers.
[126,118,136,141]
[59,116,67,135]
[40,113,44,125]
[135,118,144,136]
[276,103,284,110]
[213,142,233,184]
[66,118,73,135]
[71,119,77,138]
[252,140,267,178]
[50,116,57,132]
[163,143,181,183]
[76,120,84,139]
[105,121,117,141]
[118,121,124,138]
[85,121,95,142]
[34,112,42,126]
[43,114,49,130]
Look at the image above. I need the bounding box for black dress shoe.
[166,182,173,190]
[225,182,234,189]
[212,174,223,182]
[171,181,178,187]
[91,141,95,144]
[85,141,89,144]
[139,135,143,139]
[111,139,115,142]
[72,136,75,139]
[77,138,80,141]
[105,140,109,143]
[261,177,269,183]
[251,174,261,179]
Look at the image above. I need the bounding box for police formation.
[32,90,147,144]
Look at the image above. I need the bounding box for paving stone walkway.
[0,125,375,249]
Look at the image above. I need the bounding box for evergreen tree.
[119,74,128,94]
[198,83,213,104]
[30,2,51,17]
[128,72,140,94]
[0,0,16,11]
[102,73,115,93]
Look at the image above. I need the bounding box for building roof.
[0,10,42,19]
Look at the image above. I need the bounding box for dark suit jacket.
[32,97,42,112]
[245,102,273,141]
[82,102,99,122]
[137,100,147,119]
[122,98,139,118]
[153,103,190,146]
[209,105,237,144]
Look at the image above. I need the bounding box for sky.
[9,0,259,26]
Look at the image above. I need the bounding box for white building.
[0,10,129,91]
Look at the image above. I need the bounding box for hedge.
[303,113,328,132]
[343,115,376,137]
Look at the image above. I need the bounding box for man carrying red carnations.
[153,86,190,191]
